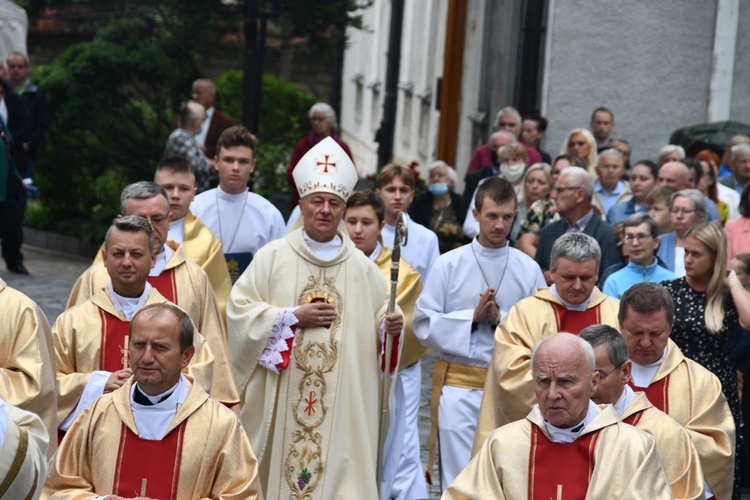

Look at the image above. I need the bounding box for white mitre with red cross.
[292,136,358,201]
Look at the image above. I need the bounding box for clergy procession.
[5,62,750,499]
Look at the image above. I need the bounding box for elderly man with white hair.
[719,143,750,196]
[534,166,619,283]
[446,333,671,499]
[191,78,235,159]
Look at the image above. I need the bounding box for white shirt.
[151,244,173,276]
[168,216,186,243]
[674,246,686,278]
[382,214,439,281]
[630,346,667,387]
[302,231,341,260]
[613,384,636,416]
[194,106,214,148]
[544,401,598,443]
[131,375,189,440]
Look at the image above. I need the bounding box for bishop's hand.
[384,312,404,336]
[294,302,338,328]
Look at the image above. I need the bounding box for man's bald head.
[657,161,692,190]
[489,130,516,151]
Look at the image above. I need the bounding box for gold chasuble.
[622,391,705,500]
[629,339,735,500]
[66,241,238,406]
[445,405,672,499]
[90,213,233,322]
[53,287,217,426]
[44,377,262,499]
[374,246,430,369]
[0,278,57,457]
[474,287,619,452]
[227,223,397,499]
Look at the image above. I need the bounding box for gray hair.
[531,333,596,376]
[559,166,595,199]
[104,215,154,253]
[670,189,707,222]
[657,145,686,164]
[623,212,659,237]
[120,181,169,215]
[426,160,457,184]
[494,106,521,128]
[180,100,205,129]
[597,148,624,165]
[192,78,216,95]
[731,143,750,160]
[309,102,338,130]
[550,232,601,271]
[579,324,628,368]
[7,51,29,66]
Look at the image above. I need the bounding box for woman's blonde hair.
[685,222,728,333]
[560,128,598,176]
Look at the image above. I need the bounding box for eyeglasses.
[569,141,587,147]
[551,186,581,193]
[596,362,624,380]
[670,208,696,215]
[622,233,653,243]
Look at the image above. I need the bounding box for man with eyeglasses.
[619,283,735,500]
[535,166,619,284]
[601,213,676,299]
[579,324,705,499]
[66,182,239,407]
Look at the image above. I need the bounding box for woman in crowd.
[286,102,353,207]
[516,154,585,258]
[409,161,466,254]
[606,159,658,224]
[560,128,598,176]
[165,100,211,192]
[696,148,740,220]
[661,222,750,495]
[656,189,706,276]
[693,152,730,223]
[725,182,750,261]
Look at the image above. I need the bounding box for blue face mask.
[429,183,449,197]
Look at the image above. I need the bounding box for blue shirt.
[602,259,678,299]
[606,198,647,225]
[595,180,626,215]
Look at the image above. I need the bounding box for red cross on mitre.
[315,153,338,174]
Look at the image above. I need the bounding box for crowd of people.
[2,66,750,499]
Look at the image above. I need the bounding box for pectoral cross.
[121,335,130,369]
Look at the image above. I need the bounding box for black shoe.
[8,262,29,275]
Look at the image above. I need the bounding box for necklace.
[302,259,343,302]
[215,189,249,252]
[471,241,510,292]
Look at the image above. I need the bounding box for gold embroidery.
[284,269,343,497]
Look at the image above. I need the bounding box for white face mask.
[501,162,526,183]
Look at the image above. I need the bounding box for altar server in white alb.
[191,126,286,283]
[375,164,440,281]
[414,176,546,490]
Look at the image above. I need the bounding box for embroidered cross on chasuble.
[550,303,602,334]
[629,377,670,414]
[98,310,132,371]
[528,425,601,499]
[112,421,187,500]
[147,269,178,303]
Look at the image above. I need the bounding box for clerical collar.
[630,345,667,387]
[472,236,509,257]
[544,400,598,443]
[566,209,595,233]
[613,384,635,417]
[302,230,341,260]
[217,187,249,201]
[150,244,173,276]
[133,382,178,406]
[549,284,592,311]
[108,282,152,321]
[169,216,186,244]
[368,241,382,262]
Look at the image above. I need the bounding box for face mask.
[501,162,526,182]
[429,183,449,197]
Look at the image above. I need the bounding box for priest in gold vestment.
[227,137,404,499]
[579,324,705,499]
[66,181,237,406]
[474,233,620,451]
[619,283,735,500]
[445,333,671,499]
[0,278,57,457]
[45,303,262,499]
[0,398,49,499]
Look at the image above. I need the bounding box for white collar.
[368,241,382,262]
[107,282,152,321]
[151,244,173,276]
[543,401,598,443]
[613,384,635,417]
[471,237,509,258]
[302,230,341,260]
[549,284,592,311]
[217,187,249,201]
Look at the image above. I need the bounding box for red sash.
[148,268,178,303]
[550,303,601,334]
[629,376,669,414]
[623,409,645,427]
[99,310,132,371]
[112,421,186,500]
[528,425,600,499]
